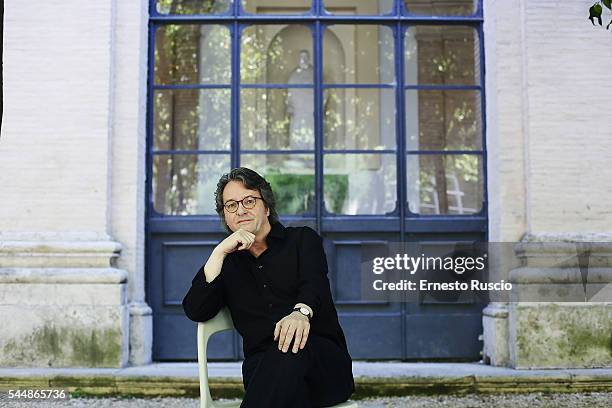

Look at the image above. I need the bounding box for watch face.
[299,307,310,316]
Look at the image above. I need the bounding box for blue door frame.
[146,0,488,361]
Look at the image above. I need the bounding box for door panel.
[148,218,486,360]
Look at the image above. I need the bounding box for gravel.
[2,393,612,408]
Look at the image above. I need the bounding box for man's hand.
[202,229,255,284]
[216,229,255,255]
[274,311,310,354]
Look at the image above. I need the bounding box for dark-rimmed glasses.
[223,196,263,213]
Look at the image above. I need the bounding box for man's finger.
[293,327,303,353]
[243,234,255,249]
[299,325,310,349]
[281,324,296,353]
[278,321,290,350]
[274,321,281,341]
[282,324,296,353]
[236,233,248,249]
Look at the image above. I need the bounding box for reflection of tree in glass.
[154,21,201,214]
[156,0,229,15]
[448,98,477,151]
[241,27,266,83]
[414,25,480,214]
[404,0,475,17]
[154,13,232,214]
[151,7,482,214]
[324,92,380,151]
[154,23,198,214]
[240,27,289,153]
[241,26,288,82]
[415,154,481,215]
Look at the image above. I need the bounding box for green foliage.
[264,173,348,214]
[589,1,612,29]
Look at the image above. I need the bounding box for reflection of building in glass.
[419,173,477,215]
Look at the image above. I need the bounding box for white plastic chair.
[197,307,358,408]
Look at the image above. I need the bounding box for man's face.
[222,180,270,235]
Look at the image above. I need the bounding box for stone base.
[0,268,129,368]
[483,234,612,369]
[509,302,612,369]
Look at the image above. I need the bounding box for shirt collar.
[267,221,286,240]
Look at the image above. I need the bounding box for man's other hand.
[274,311,310,353]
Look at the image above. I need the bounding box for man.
[183,167,355,408]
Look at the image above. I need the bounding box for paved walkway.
[1,362,612,399]
[2,393,612,407]
[3,361,612,379]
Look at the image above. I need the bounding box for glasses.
[223,196,264,213]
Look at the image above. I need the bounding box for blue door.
[147,0,487,361]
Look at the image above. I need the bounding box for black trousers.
[240,334,354,408]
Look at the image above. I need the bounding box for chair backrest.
[197,307,235,408]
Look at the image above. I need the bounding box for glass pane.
[153,154,230,215]
[405,26,480,85]
[154,89,231,151]
[241,88,314,150]
[240,154,315,215]
[405,90,482,150]
[404,0,477,16]
[324,154,396,215]
[324,88,395,150]
[155,25,231,85]
[241,25,313,84]
[156,0,231,14]
[324,0,393,15]
[406,154,483,215]
[242,0,311,14]
[324,25,394,84]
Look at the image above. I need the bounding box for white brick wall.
[486,0,612,238]
[524,0,612,233]
[1,0,151,366]
[1,0,114,235]
[1,0,149,299]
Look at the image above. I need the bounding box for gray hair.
[214,167,279,232]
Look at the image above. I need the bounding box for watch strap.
[293,307,311,320]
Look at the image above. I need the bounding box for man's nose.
[236,203,248,215]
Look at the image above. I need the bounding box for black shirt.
[182,222,351,359]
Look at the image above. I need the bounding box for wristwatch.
[293,306,311,320]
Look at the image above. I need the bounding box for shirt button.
[268,303,273,308]
[263,284,267,288]
[258,265,263,269]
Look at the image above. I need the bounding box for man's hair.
[214,167,279,232]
